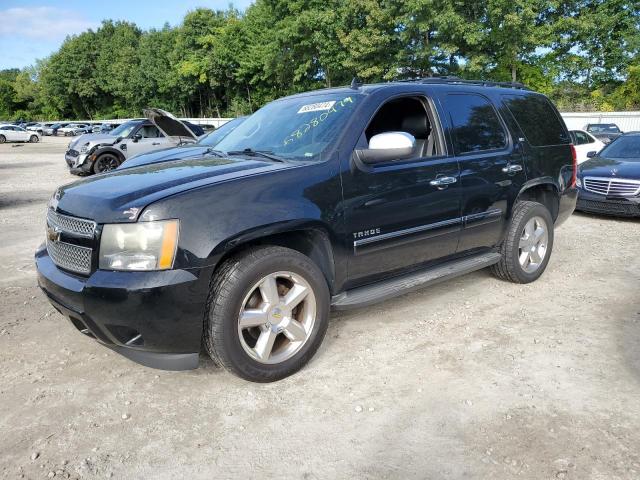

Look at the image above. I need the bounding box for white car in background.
[0,124,40,143]
[569,129,605,164]
[26,122,52,134]
[57,123,89,136]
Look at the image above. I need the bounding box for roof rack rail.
[396,76,528,90]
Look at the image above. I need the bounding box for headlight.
[575,177,582,188]
[99,220,179,271]
[80,143,90,153]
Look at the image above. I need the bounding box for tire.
[92,153,121,174]
[29,135,38,143]
[491,201,554,284]
[0,135,5,144]
[204,246,330,382]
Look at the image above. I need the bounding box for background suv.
[65,110,200,174]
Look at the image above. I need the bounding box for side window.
[138,125,161,138]
[502,94,570,146]
[363,96,442,158]
[574,131,590,145]
[446,93,507,155]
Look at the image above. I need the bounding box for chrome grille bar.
[583,177,640,197]
[46,240,92,275]
[47,209,96,238]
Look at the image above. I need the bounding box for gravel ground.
[1,136,639,480]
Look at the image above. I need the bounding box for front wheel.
[491,201,554,283]
[92,153,120,173]
[204,246,330,382]
[29,135,39,143]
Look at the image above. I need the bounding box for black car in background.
[576,132,640,217]
[37,79,576,381]
[119,116,247,170]
[585,123,623,144]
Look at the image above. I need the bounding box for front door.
[125,125,170,158]
[342,94,462,286]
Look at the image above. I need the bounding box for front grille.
[583,177,640,197]
[47,209,96,238]
[67,149,79,157]
[46,240,92,274]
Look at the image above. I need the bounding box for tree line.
[0,0,639,121]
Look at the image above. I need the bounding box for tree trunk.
[511,64,517,83]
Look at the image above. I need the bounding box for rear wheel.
[29,135,38,143]
[491,201,554,283]
[0,135,5,144]
[92,153,120,173]
[204,246,330,382]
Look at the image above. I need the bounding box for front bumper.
[65,150,91,174]
[35,244,213,370]
[576,188,640,217]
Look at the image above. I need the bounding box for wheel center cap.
[270,307,284,325]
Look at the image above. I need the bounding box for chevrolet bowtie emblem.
[47,226,61,242]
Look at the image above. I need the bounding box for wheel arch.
[516,179,560,221]
[212,225,336,294]
[93,146,126,163]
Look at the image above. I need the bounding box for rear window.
[445,93,507,155]
[502,94,569,146]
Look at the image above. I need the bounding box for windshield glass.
[110,121,138,137]
[588,124,621,133]
[215,93,363,161]
[198,117,247,146]
[599,136,640,160]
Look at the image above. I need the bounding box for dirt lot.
[0,136,639,479]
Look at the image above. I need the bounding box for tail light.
[570,144,577,187]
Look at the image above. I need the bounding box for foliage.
[0,0,639,121]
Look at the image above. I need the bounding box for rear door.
[439,92,526,253]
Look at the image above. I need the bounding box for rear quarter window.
[502,94,569,146]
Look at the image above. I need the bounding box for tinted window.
[573,131,590,145]
[503,94,569,146]
[446,94,507,154]
[587,124,621,133]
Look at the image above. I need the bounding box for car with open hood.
[118,116,247,170]
[576,132,640,217]
[37,78,576,382]
[64,109,199,175]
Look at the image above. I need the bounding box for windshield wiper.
[226,148,286,163]
[202,147,226,157]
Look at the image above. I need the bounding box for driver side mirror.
[355,132,416,165]
[586,151,597,158]
[132,133,142,143]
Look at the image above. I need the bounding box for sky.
[0,0,254,70]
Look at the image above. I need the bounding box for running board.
[331,252,501,310]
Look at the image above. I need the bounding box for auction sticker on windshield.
[297,101,336,114]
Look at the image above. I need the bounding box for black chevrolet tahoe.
[36,78,577,382]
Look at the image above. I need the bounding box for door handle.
[502,164,523,174]
[429,176,457,188]
[152,142,160,145]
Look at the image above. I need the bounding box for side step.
[331,252,501,310]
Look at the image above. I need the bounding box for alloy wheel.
[518,216,548,273]
[237,271,316,364]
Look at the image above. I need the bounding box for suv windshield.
[198,117,247,147]
[215,93,363,161]
[599,135,640,160]
[587,124,621,133]
[110,121,139,138]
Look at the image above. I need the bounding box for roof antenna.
[350,77,362,90]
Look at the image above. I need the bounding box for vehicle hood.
[144,108,198,141]
[52,156,295,223]
[68,133,116,149]
[579,156,640,178]
[118,145,211,169]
